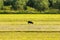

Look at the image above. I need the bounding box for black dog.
[28,21,33,24]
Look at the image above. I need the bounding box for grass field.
[0,14,60,40]
[0,31,59,40]
[0,14,60,25]
[0,14,59,31]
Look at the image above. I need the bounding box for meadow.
[0,14,60,25]
[0,0,60,40]
[0,32,60,40]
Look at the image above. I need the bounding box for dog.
[28,21,33,24]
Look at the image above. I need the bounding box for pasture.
[0,32,59,40]
[0,14,59,31]
[0,14,60,25]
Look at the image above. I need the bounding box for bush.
[0,0,3,10]
[12,0,28,10]
[50,0,60,10]
[53,0,60,10]
[26,0,49,11]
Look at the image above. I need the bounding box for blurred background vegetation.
[0,0,60,14]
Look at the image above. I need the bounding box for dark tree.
[26,0,34,7]
[48,0,53,7]
[26,0,49,11]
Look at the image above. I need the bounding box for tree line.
[0,0,60,11]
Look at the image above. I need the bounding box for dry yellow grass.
[0,14,59,31]
[0,32,59,40]
[0,14,60,25]
[0,14,60,40]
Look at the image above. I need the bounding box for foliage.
[0,0,60,14]
[0,0,3,10]
[26,0,49,11]
[12,0,28,10]
[53,0,60,10]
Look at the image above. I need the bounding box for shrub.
[0,0,3,10]
[53,0,60,10]
[26,0,49,11]
[12,0,28,10]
